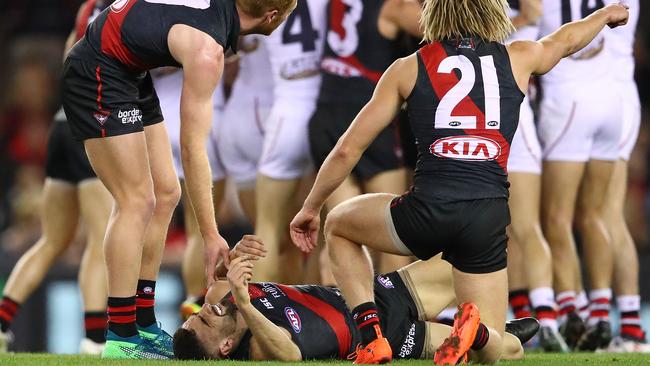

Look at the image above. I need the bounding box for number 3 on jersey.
[435,55,501,130]
[282,0,319,51]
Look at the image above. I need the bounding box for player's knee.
[154,179,182,213]
[115,190,156,223]
[542,211,571,236]
[575,210,604,233]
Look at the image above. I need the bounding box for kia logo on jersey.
[111,0,131,13]
[430,135,501,161]
[284,307,302,333]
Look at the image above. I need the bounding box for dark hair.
[173,328,212,360]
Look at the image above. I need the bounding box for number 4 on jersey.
[282,0,319,52]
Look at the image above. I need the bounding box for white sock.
[556,290,576,324]
[587,288,612,327]
[576,291,590,322]
[437,306,457,320]
[530,287,558,330]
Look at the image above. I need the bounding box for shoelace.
[347,343,364,361]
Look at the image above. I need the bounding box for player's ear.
[265,9,279,23]
[219,337,235,356]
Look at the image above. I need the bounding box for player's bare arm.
[168,25,230,286]
[378,0,423,39]
[290,56,416,252]
[508,3,629,90]
[211,235,268,280]
[509,0,541,29]
[227,257,302,361]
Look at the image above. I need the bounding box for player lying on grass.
[173,236,538,361]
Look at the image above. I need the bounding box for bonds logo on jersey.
[430,135,501,161]
[284,307,302,333]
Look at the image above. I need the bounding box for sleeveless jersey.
[236,35,274,92]
[506,0,540,42]
[71,0,239,71]
[538,0,610,86]
[605,0,638,82]
[407,38,524,200]
[318,0,399,104]
[223,283,359,360]
[263,0,328,101]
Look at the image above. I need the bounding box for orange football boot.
[349,325,393,364]
[434,302,481,366]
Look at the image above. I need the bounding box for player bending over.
[290,0,629,364]
[173,236,537,361]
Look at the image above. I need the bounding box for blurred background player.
[503,0,568,352]
[0,0,111,354]
[253,0,328,283]
[150,69,227,319]
[537,0,622,351]
[219,35,274,223]
[602,0,650,353]
[308,0,417,275]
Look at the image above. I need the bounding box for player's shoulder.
[506,40,544,66]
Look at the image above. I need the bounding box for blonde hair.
[420,0,515,43]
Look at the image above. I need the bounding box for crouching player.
[173,236,537,361]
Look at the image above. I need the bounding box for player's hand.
[230,235,267,261]
[604,3,629,28]
[290,208,320,253]
[227,256,254,306]
[204,233,231,288]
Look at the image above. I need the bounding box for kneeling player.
[173,236,536,361]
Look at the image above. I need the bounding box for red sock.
[509,290,532,319]
[84,311,107,343]
[0,297,20,332]
[107,296,137,338]
[352,302,382,345]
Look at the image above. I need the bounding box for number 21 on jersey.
[435,55,500,130]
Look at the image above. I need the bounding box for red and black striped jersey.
[70,0,239,71]
[318,0,399,104]
[223,283,359,360]
[406,37,524,201]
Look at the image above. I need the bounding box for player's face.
[182,302,238,359]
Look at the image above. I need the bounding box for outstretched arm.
[290,56,414,252]
[169,25,230,286]
[509,3,628,78]
[378,0,423,39]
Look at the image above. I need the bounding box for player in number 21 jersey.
[290,1,629,364]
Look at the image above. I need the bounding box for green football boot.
[138,323,175,359]
[102,330,169,359]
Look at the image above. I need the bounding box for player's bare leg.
[541,161,585,348]
[574,159,615,351]
[77,179,112,353]
[363,169,411,273]
[253,175,302,282]
[0,179,79,353]
[507,232,531,319]
[236,186,256,225]
[509,172,566,351]
[85,131,156,347]
[604,160,648,351]
[326,193,399,363]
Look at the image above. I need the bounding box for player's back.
[318,0,400,104]
[538,0,610,86]
[264,0,328,101]
[407,38,524,201]
[72,0,240,71]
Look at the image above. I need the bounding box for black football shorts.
[45,113,96,184]
[309,102,401,181]
[389,192,509,274]
[61,57,163,140]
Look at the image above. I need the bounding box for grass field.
[2,353,650,366]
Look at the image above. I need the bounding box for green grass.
[2,353,650,366]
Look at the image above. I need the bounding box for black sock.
[107,296,138,338]
[136,280,157,328]
[352,302,381,346]
[471,323,490,350]
[0,296,20,332]
[84,311,107,343]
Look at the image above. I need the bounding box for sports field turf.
[2,353,650,366]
